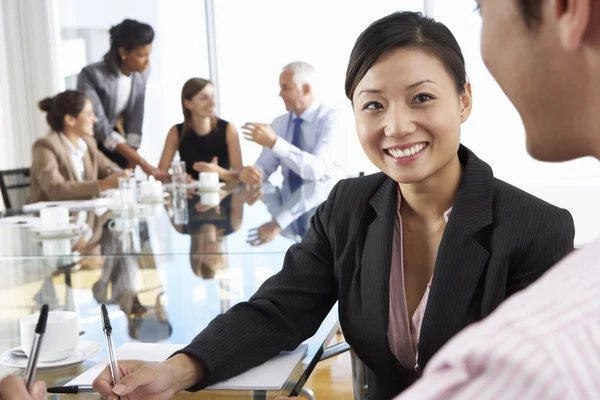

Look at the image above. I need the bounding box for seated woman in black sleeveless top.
[158,78,243,181]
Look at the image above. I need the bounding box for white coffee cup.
[20,310,79,362]
[40,206,69,230]
[199,172,219,188]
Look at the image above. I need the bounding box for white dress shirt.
[60,133,88,182]
[254,102,346,182]
[115,69,133,117]
[102,70,132,151]
[396,237,600,400]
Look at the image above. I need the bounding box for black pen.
[101,304,121,398]
[47,385,94,394]
[24,304,49,391]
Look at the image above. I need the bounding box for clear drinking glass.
[172,187,189,225]
[118,177,137,217]
[171,161,187,185]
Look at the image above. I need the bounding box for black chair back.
[0,168,31,210]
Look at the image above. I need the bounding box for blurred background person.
[29,90,130,203]
[77,18,166,181]
[239,61,345,186]
[158,78,243,182]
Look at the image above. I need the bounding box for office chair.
[0,168,31,210]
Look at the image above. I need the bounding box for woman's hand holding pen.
[93,354,205,400]
[0,376,46,400]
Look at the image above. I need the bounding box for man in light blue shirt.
[239,61,345,185]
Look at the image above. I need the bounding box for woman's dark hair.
[181,78,217,136]
[104,18,154,64]
[345,11,467,101]
[38,90,87,132]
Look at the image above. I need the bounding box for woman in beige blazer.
[28,90,131,203]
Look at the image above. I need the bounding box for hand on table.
[241,122,277,148]
[238,166,263,185]
[142,164,169,183]
[193,157,220,174]
[247,221,282,246]
[0,375,46,400]
[100,169,133,191]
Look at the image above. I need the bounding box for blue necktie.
[288,117,303,191]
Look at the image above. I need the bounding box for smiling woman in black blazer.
[92,12,575,400]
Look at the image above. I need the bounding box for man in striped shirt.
[397,0,600,398]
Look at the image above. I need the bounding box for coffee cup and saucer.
[197,172,225,193]
[0,311,101,371]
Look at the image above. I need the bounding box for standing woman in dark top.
[77,19,166,181]
[158,78,243,181]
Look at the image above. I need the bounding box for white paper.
[67,342,308,391]
[23,198,114,212]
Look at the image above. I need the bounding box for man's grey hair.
[282,61,318,94]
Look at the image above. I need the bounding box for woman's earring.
[121,55,126,60]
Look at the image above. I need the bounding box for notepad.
[67,342,308,391]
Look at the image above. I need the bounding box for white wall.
[214,0,425,173]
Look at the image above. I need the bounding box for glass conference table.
[0,180,335,258]
[0,180,341,399]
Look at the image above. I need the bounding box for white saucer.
[30,224,79,235]
[140,192,169,203]
[109,204,145,217]
[30,224,81,240]
[196,182,226,193]
[0,340,102,371]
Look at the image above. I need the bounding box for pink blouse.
[388,188,452,371]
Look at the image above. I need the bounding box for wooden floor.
[302,333,354,399]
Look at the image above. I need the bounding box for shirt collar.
[60,133,88,159]
[292,101,320,123]
[118,68,132,79]
[397,185,453,222]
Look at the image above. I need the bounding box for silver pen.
[24,304,49,391]
[101,304,121,399]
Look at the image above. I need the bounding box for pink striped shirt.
[396,237,600,399]
[388,189,452,370]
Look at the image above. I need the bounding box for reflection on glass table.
[247,179,335,246]
[0,181,337,257]
[0,254,338,399]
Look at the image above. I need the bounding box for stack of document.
[67,342,308,391]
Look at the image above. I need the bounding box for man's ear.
[302,83,311,96]
[551,0,591,51]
